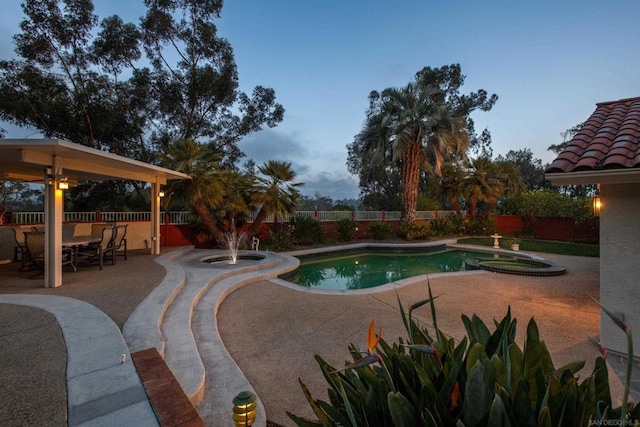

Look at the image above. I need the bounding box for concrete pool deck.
[1,242,638,426]
[217,251,636,426]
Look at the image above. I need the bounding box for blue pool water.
[288,249,491,290]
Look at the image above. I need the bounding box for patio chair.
[62,223,76,241]
[12,226,29,268]
[23,231,77,274]
[91,223,112,237]
[111,224,128,262]
[23,231,45,275]
[76,225,115,270]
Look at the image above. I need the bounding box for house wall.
[600,183,640,357]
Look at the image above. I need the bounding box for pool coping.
[274,241,547,295]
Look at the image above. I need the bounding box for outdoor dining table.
[63,236,102,247]
[62,236,102,271]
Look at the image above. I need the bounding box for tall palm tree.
[159,138,226,237]
[247,160,302,236]
[357,83,468,224]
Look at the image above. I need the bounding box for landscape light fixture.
[158,191,165,198]
[593,196,601,217]
[232,391,257,426]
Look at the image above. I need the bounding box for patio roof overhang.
[0,139,189,183]
[545,169,640,186]
[0,139,190,288]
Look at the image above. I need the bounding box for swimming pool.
[286,249,493,290]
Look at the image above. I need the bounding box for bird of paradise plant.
[288,284,640,427]
[331,320,381,372]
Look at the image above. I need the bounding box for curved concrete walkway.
[0,294,157,426]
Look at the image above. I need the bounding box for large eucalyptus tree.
[0,0,284,211]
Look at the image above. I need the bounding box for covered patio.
[0,138,189,288]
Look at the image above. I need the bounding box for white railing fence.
[10,210,463,225]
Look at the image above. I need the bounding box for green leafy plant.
[291,216,324,246]
[265,227,294,251]
[367,222,393,240]
[289,286,639,426]
[429,216,466,237]
[336,218,357,242]
[397,221,431,241]
[463,216,496,236]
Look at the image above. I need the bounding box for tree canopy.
[347,64,497,220]
[496,148,550,191]
[0,0,284,209]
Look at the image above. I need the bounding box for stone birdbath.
[491,233,502,249]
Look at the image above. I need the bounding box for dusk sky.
[2,1,640,199]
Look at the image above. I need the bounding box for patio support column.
[151,179,161,255]
[44,158,64,288]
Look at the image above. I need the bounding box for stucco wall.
[600,183,640,357]
[72,222,153,251]
[0,222,154,262]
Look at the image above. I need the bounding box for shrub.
[397,221,431,241]
[290,216,324,245]
[429,215,467,237]
[289,288,639,426]
[265,227,294,251]
[428,217,450,237]
[336,218,357,242]
[367,222,393,240]
[463,216,496,236]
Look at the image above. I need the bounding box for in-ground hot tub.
[465,256,566,276]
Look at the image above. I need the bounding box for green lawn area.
[457,237,600,257]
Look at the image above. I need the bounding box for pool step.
[193,254,300,425]
[124,249,299,426]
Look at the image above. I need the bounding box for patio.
[1,243,638,426]
[0,138,189,288]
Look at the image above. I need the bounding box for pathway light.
[232,391,257,426]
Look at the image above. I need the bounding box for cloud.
[238,128,309,165]
[239,129,360,200]
[298,171,360,200]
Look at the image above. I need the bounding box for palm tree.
[159,138,226,238]
[463,156,525,218]
[247,160,302,236]
[440,162,467,214]
[489,160,525,216]
[464,156,502,218]
[356,83,467,224]
[213,169,253,228]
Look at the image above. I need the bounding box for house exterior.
[546,97,640,358]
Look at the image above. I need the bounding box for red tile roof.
[546,97,640,173]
